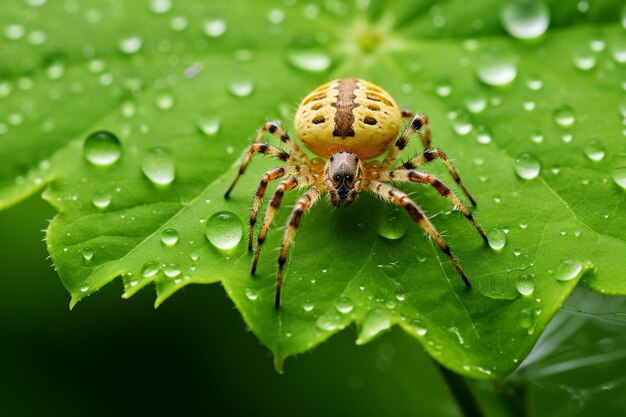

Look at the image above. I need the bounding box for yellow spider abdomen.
[294,78,402,160]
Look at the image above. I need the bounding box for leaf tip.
[273,353,285,374]
[69,296,80,310]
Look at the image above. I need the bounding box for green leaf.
[2,0,625,378]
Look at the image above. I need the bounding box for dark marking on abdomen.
[332,78,358,137]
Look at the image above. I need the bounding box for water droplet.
[5,24,25,40]
[516,273,535,296]
[556,259,583,281]
[378,261,406,279]
[520,307,536,333]
[118,35,143,54]
[316,313,344,331]
[196,109,220,136]
[475,48,518,86]
[149,0,172,14]
[203,19,227,37]
[611,39,626,63]
[205,211,243,250]
[465,95,487,113]
[553,106,576,127]
[287,50,332,72]
[395,292,405,302]
[377,212,406,240]
[160,228,179,246]
[573,47,597,70]
[487,228,507,251]
[435,84,452,97]
[356,308,392,344]
[409,318,428,336]
[530,133,543,143]
[335,296,354,314]
[611,167,626,189]
[92,191,112,209]
[228,79,254,97]
[45,60,66,80]
[83,131,122,167]
[142,147,175,185]
[303,301,314,312]
[79,285,90,293]
[81,247,94,262]
[526,77,543,90]
[514,152,541,180]
[500,0,550,39]
[141,261,160,278]
[583,139,605,161]
[155,93,175,110]
[170,16,188,31]
[245,287,258,301]
[163,262,181,278]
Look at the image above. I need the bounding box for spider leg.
[251,175,316,275]
[276,186,321,309]
[382,113,430,169]
[256,121,309,163]
[384,169,487,243]
[248,165,306,251]
[224,143,291,198]
[401,108,414,119]
[396,148,477,206]
[364,180,472,288]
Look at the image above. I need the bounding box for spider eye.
[334,174,341,181]
[345,174,353,181]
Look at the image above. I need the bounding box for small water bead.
[203,19,227,38]
[28,30,47,45]
[335,296,354,314]
[245,287,258,301]
[267,8,285,25]
[287,50,332,72]
[378,262,406,279]
[163,263,181,278]
[228,79,254,97]
[92,191,112,209]
[155,93,175,110]
[118,35,143,54]
[149,0,172,14]
[395,293,405,302]
[556,259,583,281]
[487,228,507,251]
[79,285,90,293]
[196,109,221,136]
[5,24,25,40]
[160,228,179,246]
[500,0,550,39]
[611,40,626,64]
[142,147,176,185]
[416,251,427,262]
[530,133,543,143]
[475,48,518,86]
[205,211,243,250]
[514,152,541,180]
[516,274,535,296]
[612,167,626,189]
[526,78,543,90]
[553,106,576,127]
[573,47,597,71]
[303,301,314,312]
[409,318,427,336]
[170,16,188,31]
[377,212,406,240]
[316,313,344,331]
[465,95,487,113]
[583,139,605,161]
[0,81,11,98]
[523,101,535,111]
[83,131,122,167]
[356,308,392,345]
[435,84,452,97]
[561,134,573,143]
[141,261,160,278]
[81,247,94,262]
[45,61,66,80]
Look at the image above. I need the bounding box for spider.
[225,78,488,309]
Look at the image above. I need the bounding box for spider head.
[324,151,363,208]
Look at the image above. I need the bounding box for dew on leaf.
[160,228,179,246]
[356,308,392,345]
[163,262,181,278]
[83,131,122,167]
[526,77,543,90]
[377,212,406,240]
[475,48,518,86]
[5,24,25,40]
[81,247,94,262]
[556,259,583,282]
[516,274,535,296]
[416,251,427,262]
[487,228,507,251]
[205,211,243,250]
[409,318,427,336]
[611,39,626,63]
[142,147,175,185]
[465,95,487,113]
[435,84,452,97]
[196,109,221,136]
[573,47,596,71]
[155,93,175,110]
[267,8,286,25]
[335,296,354,314]
[92,191,112,209]
[612,167,626,189]
[583,139,605,161]
[45,60,66,80]
[245,287,258,301]
[28,30,47,45]
[316,313,344,331]
[302,301,314,312]
[149,0,172,14]
[203,19,227,38]
[500,0,550,39]
[141,261,160,278]
[553,106,576,127]
[79,285,90,293]
[228,79,254,97]
[118,35,143,54]
[514,152,541,180]
[287,50,332,72]
[170,16,188,31]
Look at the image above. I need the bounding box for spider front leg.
[365,180,472,288]
[384,169,487,242]
[397,148,477,206]
[276,186,321,309]
[256,121,309,163]
[382,113,431,169]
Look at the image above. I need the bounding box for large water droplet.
[92,191,112,209]
[287,50,332,72]
[205,211,243,250]
[81,247,94,262]
[516,273,535,296]
[487,228,507,251]
[583,139,605,161]
[118,35,143,54]
[203,19,227,37]
[83,131,122,167]
[377,212,406,240]
[553,106,576,127]
[196,109,220,136]
[335,296,354,314]
[514,152,541,180]
[500,0,550,39]
[160,228,179,246]
[142,147,175,185]
[611,167,626,189]
[556,259,583,281]
[356,308,392,345]
[141,261,160,278]
[316,313,345,331]
[475,48,518,86]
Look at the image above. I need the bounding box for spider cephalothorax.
[225,78,488,309]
